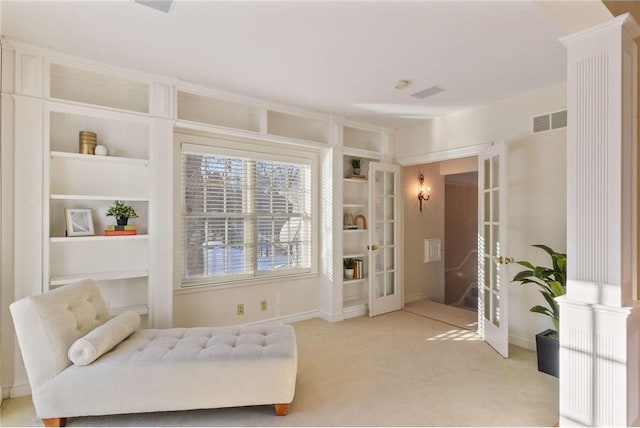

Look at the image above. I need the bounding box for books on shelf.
[353,258,364,280]
[106,225,136,231]
[350,174,366,179]
[104,229,137,236]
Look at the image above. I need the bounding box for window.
[181,141,314,286]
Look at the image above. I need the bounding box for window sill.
[174,271,319,295]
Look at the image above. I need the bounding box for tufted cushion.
[10,279,110,389]
[121,324,296,363]
[68,310,140,366]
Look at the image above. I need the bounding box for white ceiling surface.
[2,1,581,127]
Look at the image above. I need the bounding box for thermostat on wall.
[424,238,441,263]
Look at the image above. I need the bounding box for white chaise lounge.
[10,279,298,427]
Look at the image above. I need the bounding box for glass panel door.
[478,141,510,357]
[369,162,402,316]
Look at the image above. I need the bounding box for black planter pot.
[117,217,129,226]
[535,329,559,377]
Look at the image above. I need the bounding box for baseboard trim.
[343,304,367,319]
[4,382,30,398]
[248,310,320,326]
[319,310,345,323]
[510,334,536,351]
[404,292,426,304]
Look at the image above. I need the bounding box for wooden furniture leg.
[43,417,66,427]
[274,403,289,416]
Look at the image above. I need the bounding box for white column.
[149,83,175,328]
[560,14,640,427]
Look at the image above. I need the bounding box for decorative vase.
[343,213,354,229]
[353,167,361,175]
[117,217,129,226]
[344,268,354,280]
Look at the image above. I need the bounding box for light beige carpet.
[1,311,557,427]
[404,299,478,331]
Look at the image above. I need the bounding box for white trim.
[559,13,640,45]
[1,37,176,86]
[319,309,345,323]
[404,292,427,304]
[343,303,368,319]
[247,309,320,326]
[394,143,489,166]
[181,141,313,165]
[174,119,330,151]
[509,334,536,351]
[342,146,387,160]
[174,272,319,295]
[5,382,31,398]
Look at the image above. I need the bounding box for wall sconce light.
[417,173,430,212]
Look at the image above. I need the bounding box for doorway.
[444,171,479,312]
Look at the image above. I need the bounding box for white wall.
[396,82,567,349]
[173,277,319,327]
[402,163,445,303]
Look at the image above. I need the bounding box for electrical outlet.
[260,300,267,311]
[237,304,244,315]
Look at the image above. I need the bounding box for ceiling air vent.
[532,109,567,134]
[135,0,173,13]
[411,86,444,100]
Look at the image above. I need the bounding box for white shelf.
[50,269,149,286]
[50,235,149,242]
[109,304,149,316]
[343,253,366,259]
[51,151,148,165]
[343,203,366,208]
[51,194,150,202]
[343,229,367,233]
[343,177,368,183]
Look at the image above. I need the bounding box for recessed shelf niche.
[49,63,149,113]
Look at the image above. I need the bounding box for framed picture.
[65,208,95,237]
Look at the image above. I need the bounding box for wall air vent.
[532,109,567,134]
[551,110,567,129]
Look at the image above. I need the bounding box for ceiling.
[0,1,612,128]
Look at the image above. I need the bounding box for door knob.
[367,245,378,251]
[497,256,514,264]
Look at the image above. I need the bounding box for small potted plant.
[512,244,566,377]
[344,258,355,279]
[349,158,361,176]
[106,200,138,226]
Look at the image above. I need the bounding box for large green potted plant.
[106,200,139,226]
[512,244,566,377]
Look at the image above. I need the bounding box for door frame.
[395,143,492,315]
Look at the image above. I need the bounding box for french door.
[368,162,402,317]
[478,141,511,357]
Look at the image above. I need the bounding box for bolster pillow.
[68,310,140,366]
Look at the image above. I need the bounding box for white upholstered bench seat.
[10,280,298,426]
[38,325,297,419]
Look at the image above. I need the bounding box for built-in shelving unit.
[4,38,400,331]
[339,121,397,319]
[44,62,153,324]
[175,85,331,146]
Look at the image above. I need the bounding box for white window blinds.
[182,143,312,285]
